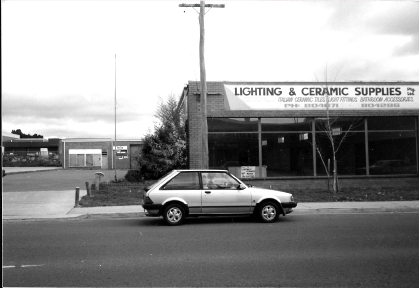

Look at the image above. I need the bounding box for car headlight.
[290,195,294,202]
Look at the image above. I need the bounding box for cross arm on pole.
[179,4,225,8]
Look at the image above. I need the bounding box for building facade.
[3,137,61,167]
[59,138,143,170]
[186,81,419,187]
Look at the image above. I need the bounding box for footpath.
[3,167,419,220]
[4,200,419,221]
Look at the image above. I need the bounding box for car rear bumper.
[142,204,163,217]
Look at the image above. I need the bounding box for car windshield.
[146,170,178,191]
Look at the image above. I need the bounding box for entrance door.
[101,155,108,169]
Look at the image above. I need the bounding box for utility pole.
[114,54,117,182]
[179,2,225,169]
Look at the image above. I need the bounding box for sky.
[2,0,419,140]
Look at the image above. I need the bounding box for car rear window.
[163,172,200,190]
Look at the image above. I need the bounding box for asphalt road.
[3,169,129,192]
[3,213,419,287]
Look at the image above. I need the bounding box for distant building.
[59,138,143,170]
[2,136,61,167]
[2,133,143,169]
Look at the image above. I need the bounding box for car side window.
[202,172,240,190]
[163,172,200,190]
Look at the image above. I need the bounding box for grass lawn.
[79,183,419,207]
[80,184,147,207]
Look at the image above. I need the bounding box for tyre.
[258,201,279,223]
[163,203,185,226]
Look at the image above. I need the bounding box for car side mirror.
[238,183,247,190]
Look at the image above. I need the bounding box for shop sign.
[113,146,127,150]
[241,166,256,178]
[116,150,127,156]
[224,84,419,110]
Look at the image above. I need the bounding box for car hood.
[246,186,293,201]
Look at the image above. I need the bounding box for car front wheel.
[258,202,279,223]
[163,203,185,226]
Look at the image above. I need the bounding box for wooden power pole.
[179,2,225,169]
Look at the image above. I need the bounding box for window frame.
[161,171,201,190]
[207,116,418,178]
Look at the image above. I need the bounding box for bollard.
[95,176,100,191]
[75,187,80,207]
[85,182,91,197]
[94,172,104,192]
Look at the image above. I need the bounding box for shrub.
[124,169,143,182]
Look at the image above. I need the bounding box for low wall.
[242,176,419,191]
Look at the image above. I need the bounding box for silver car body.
[142,170,297,219]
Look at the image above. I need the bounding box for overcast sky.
[2,0,418,139]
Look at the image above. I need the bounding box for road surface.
[4,213,419,287]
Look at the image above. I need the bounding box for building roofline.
[61,138,143,142]
[188,80,419,85]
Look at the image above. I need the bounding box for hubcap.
[262,205,276,220]
[167,207,182,223]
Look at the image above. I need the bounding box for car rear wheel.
[163,203,185,226]
[258,202,279,223]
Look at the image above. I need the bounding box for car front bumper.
[282,201,297,214]
[282,201,297,209]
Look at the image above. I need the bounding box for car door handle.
[205,191,211,194]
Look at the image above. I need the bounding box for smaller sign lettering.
[113,146,128,150]
[241,166,256,178]
[116,149,128,156]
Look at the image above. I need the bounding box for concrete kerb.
[66,201,419,219]
[295,201,419,214]
[3,167,63,175]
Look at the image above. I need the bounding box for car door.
[201,172,251,214]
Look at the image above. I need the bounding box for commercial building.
[186,81,419,188]
[2,136,61,166]
[59,138,143,170]
[2,133,143,170]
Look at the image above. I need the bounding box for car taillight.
[144,196,153,204]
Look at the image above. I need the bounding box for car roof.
[174,169,228,172]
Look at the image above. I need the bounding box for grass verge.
[79,184,419,207]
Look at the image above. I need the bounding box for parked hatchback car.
[142,169,297,225]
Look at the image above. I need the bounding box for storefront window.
[208,133,259,170]
[208,118,258,132]
[262,118,312,132]
[367,131,417,175]
[315,117,365,132]
[207,117,417,178]
[316,132,366,176]
[262,133,313,176]
[368,116,416,131]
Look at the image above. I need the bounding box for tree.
[134,95,187,180]
[11,129,43,138]
[313,70,363,193]
[154,95,187,141]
